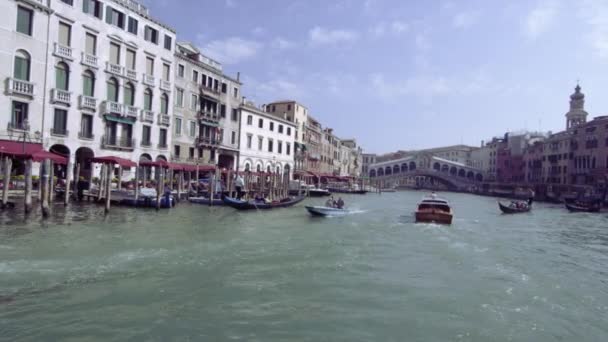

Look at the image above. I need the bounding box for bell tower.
[565,84,588,130]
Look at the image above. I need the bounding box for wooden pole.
[176,170,182,203]
[117,166,122,191]
[48,161,54,204]
[134,166,140,201]
[97,164,105,201]
[186,170,191,199]
[143,166,147,188]
[2,156,12,207]
[41,159,50,218]
[155,167,162,211]
[104,164,112,214]
[64,160,72,205]
[24,159,32,214]
[87,162,93,201]
[73,163,80,201]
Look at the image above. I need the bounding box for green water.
[1,192,607,341]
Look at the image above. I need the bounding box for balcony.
[78,131,94,140]
[125,69,137,81]
[103,101,124,115]
[196,136,219,147]
[200,84,221,99]
[158,114,170,126]
[53,43,73,60]
[101,135,135,151]
[160,79,171,91]
[79,95,97,111]
[125,106,138,119]
[81,53,98,68]
[51,128,69,137]
[50,89,72,105]
[143,74,155,86]
[198,110,219,123]
[106,62,124,76]
[7,121,30,132]
[6,78,34,97]
[141,110,154,123]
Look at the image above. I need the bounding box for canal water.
[1,191,607,341]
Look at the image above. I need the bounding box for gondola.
[188,197,225,206]
[222,195,306,210]
[565,202,601,213]
[305,206,349,217]
[498,202,531,214]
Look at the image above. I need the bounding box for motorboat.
[308,188,331,197]
[305,206,349,217]
[222,195,306,210]
[415,194,453,224]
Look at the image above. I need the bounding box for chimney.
[236,72,240,82]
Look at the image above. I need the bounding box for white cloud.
[370,21,409,37]
[579,0,608,58]
[415,33,431,51]
[524,1,559,39]
[369,73,451,102]
[271,37,296,50]
[453,10,481,29]
[252,27,266,36]
[309,26,358,45]
[225,0,236,8]
[203,37,262,65]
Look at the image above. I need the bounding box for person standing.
[235,173,245,199]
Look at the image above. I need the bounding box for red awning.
[139,160,170,168]
[0,141,43,158]
[30,150,68,165]
[92,156,137,168]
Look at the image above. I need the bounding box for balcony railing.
[125,69,137,81]
[103,101,123,115]
[51,128,69,137]
[51,88,72,105]
[101,135,135,150]
[200,84,221,97]
[198,110,219,122]
[78,131,94,140]
[79,95,97,111]
[81,52,98,68]
[196,136,219,146]
[143,74,155,86]
[160,79,171,91]
[53,43,73,60]
[158,114,170,126]
[106,62,124,76]
[125,105,138,119]
[6,78,34,97]
[8,121,30,132]
[141,110,154,123]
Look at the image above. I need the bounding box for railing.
[196,136,219,146]
[51,88,72,104]
[141,110,154,123]
[101,135,135,150]
[81,52,98,68]
[8,121,30,131]
[143,73,155,86]
[51,128,69,136]
[125,105,138,119]
[160,79,171,91]
[200,84,221,96]
[103,101,124,115]
[6,78,34,97]
[158,114,171,126]
[106,62,124,76]
[115,0,149,16]
[78,131,94,140]
[199,110,219,122]
[54,43,73,60]
[79,95,97,111]
[125,69,137,81]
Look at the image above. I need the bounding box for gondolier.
[234,173,245,200]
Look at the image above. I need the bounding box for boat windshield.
[418,203,451,211]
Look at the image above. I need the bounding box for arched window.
[124,82,134,106]
[256,164,261,173]
[13,50,31,81]
[267,165,271,174]
[55,62,69,90]
[107,77,119,102]
[245,163,250,172]
[160,93,168,114]
[82,70,95,97]
[144,88,152,111]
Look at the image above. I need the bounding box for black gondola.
[222,195,306,210]
[565,202,601,213]
[498,198,533,214]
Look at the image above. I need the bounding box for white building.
[238,102,296,177]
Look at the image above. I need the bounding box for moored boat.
[305,206,349,217]
[188,197,225,206]
[415,195,453,224]
[308,188,331,197]
[565,202,601,213]
[327,187,368,195]
[222,195,306,210]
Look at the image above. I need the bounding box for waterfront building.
[265,100,308,171]
[302,115,323,173]
[569,115,608,186]
[172,42,241,169]
[341,139,362,177]
[362,153,377,177]
[238,102,295,177]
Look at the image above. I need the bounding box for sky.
[142,0,608,154]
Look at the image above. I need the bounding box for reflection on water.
[1,191,607,341]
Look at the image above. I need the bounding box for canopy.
[139,160,170,169]
[91,156,137,168]
[0,141,43,158]
[104,115,135,125]
[30,150,68,165]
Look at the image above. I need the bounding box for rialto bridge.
[368,154,486,190]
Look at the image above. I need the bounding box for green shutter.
[13,57,29,81]
[124,86,133,106]
[17,7,32,35]
[105,6,112,24]
[55,66,68,90]
[144,92,151,110]
[83,74,94,96]
[107,82,117,101]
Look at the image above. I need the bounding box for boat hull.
[415,211,453,224]
[308,189,331,197]
[565,203,601,213]
[305,206,349,217]
[189,197,225,206]
[222,196,306,210]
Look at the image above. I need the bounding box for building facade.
[238,103,295,177]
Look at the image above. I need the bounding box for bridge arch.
[433,162,440,171]
[450,166,457,176]
[441,164,449,173]
[385,166,392,175]
[401,163,408,173]
[409,162,416,171]
[393,165,400,174]
[467,171,474,180]
[369,169,376,178]
[458,169,466,177]
[378,168,384,177]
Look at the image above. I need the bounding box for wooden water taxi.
[415,195,453,224]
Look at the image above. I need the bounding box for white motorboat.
[305,206,350,217]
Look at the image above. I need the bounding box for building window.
[192,70,198,83]
[52,109,68,135]
[105,6,125,29]
[220,104,226,118]
[191,94,198,110]
[125,49,136,71]
[142,125,151,146]
[231,131,236,145]
[218,129,224,143]
[123,82,134,106]
[247,115,253,125]
[82,0,103,19]
[231,109,238,121]
[143,88,152,110]
[287,127,291,136]
[80,113,93,138]
[109,42,120,65]
[58,22,71,47]
[13,50,31,81]
[161,93,169,114]
[221,83,227,93]
[145,56,154,76]
[85,33,97,56]
[82,70,95,96]
[16,6,33,36]
[287,104,292,111]
[178,64,184,78]
[164,35,172,50]
[189,147,195,159]
[258,118,263,128]
[144,25,158,44]
[127,17,138,34]
[278,124,283,134]
[268,139,274,153]
[189,121,196,137]
[174,145,181,158]
[286,143,291,156]
[159,128,167,147]
[11,101,28,130]
[107,77,119,101]
[175,89,184,107]
[233,87,239,98]
[174,117,182,136]
[258,136,263,151]
[247,134,252,149]
[269,122,274,131]
[278,141,283,154]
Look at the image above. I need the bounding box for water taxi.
[415,194,453,224]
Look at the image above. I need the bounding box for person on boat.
[336,197,345,209]
[431,192,437,199]
[234,173,245,199]
[254,193,265,203]
[325,196,335,208]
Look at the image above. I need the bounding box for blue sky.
[142,0,608,153]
